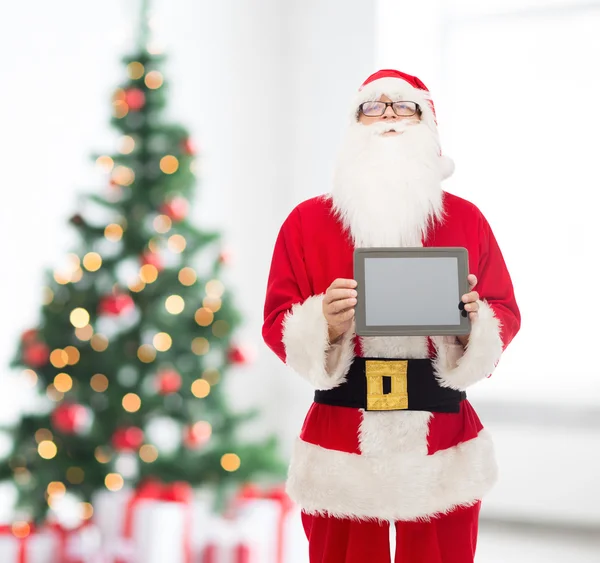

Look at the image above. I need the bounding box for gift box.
[93,479,193,563]
[225,485,307,563]
[198,516,256,563]
[0,524,62,563]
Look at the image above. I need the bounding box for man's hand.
[323,278,358,343]
[457,274,479,348]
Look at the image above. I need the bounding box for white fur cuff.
[282,295,355,390]
[433,300,503,391]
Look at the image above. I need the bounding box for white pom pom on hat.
[355,69,454,180]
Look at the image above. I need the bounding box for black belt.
[314,357,466,413]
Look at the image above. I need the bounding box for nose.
[381,105,398,120]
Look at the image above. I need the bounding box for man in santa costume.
[262,69,520,563]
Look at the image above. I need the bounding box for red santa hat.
[353,69,455,179]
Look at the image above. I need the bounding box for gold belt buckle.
[365,360,409,411]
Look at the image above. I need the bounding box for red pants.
[301,502,481,563]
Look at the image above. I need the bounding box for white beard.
[331,120,445,248]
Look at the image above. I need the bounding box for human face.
[357,95,421,136]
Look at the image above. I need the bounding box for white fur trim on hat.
[440,155,455,180]
[282,294,355,390]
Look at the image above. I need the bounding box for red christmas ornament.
[227,345,253,365]
[156,369,182,395]
[124,88,146,111]
[98,293,135,316]
[160,197,189,222]
[141,251,164,272]
[181,138,196,156]
[51,403,89,435]
[218,249,233,265]
[183,422,211,450]
[21,329,38,344]
[111,427,144,452]
[23,341,50,368]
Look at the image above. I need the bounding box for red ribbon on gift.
[233,484,294,563]
[116,479,193,563]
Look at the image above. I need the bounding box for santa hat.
[353,69,455,180]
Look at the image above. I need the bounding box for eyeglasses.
[359,101,420,117]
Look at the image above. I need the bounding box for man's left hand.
[457,274,479,348]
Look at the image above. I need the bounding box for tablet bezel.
[354,247,471,337]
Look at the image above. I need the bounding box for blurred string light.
[122,393,141,413]
[35,429,53,443]
[153,332,172,352]
[66,467,85,484]
[71,268,84,283]
[47,481,66,499]
[191,379,210,398]
[75,324,94,341]
[96,156,114,172]
[46,385,64,402]
[139,444,158,463]
[127,62,145,80]
[165,295,184,314]
[221,453,241,472]
[206,280,225,298]
[191,337,209,356]
[90,374,109,392]
[202,368,220,385]
[153,214,172,234]
[147,238,160,253]
[80,502,94,520]
[64,346,80,365]
[178,267,196,286]
[137,344,156,363]
[128,277,146,293]
[212,320,229,338]
[144,70,163,89]
[50,349,69,368]
[139,264,158,284]
[160,155,179,174]
[94,447,111,464]
[11,522,31,539]
[104,473,124,491]
[195,308,214,327]
[203,296,222,313]
[112,166,135,187]
[38,440,57,460]
[70,308,90,328]
[191,421,212,442]
[168,234,186,253]
[119,135,136,154]
[42,287,54,305]
[53,373,73,393]
[105,223,124,242]
[22,369,38,387]
[83,252,102,272]
[90,334,109,352]
[113,100,129,119]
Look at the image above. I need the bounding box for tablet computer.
[354,247,471,337]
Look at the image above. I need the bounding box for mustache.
[359,119,422,136]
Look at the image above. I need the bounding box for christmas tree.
[0,1,284,524]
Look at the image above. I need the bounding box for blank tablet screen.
[364,257,461,326]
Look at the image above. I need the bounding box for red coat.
[263,192,520,521]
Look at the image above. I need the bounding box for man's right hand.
[323,278,358,343]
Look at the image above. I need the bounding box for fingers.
[461,290,479,304]
[329,278,358,291]
[467,274,477,290]
[324,288,357,304]
[327,297,357,314]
